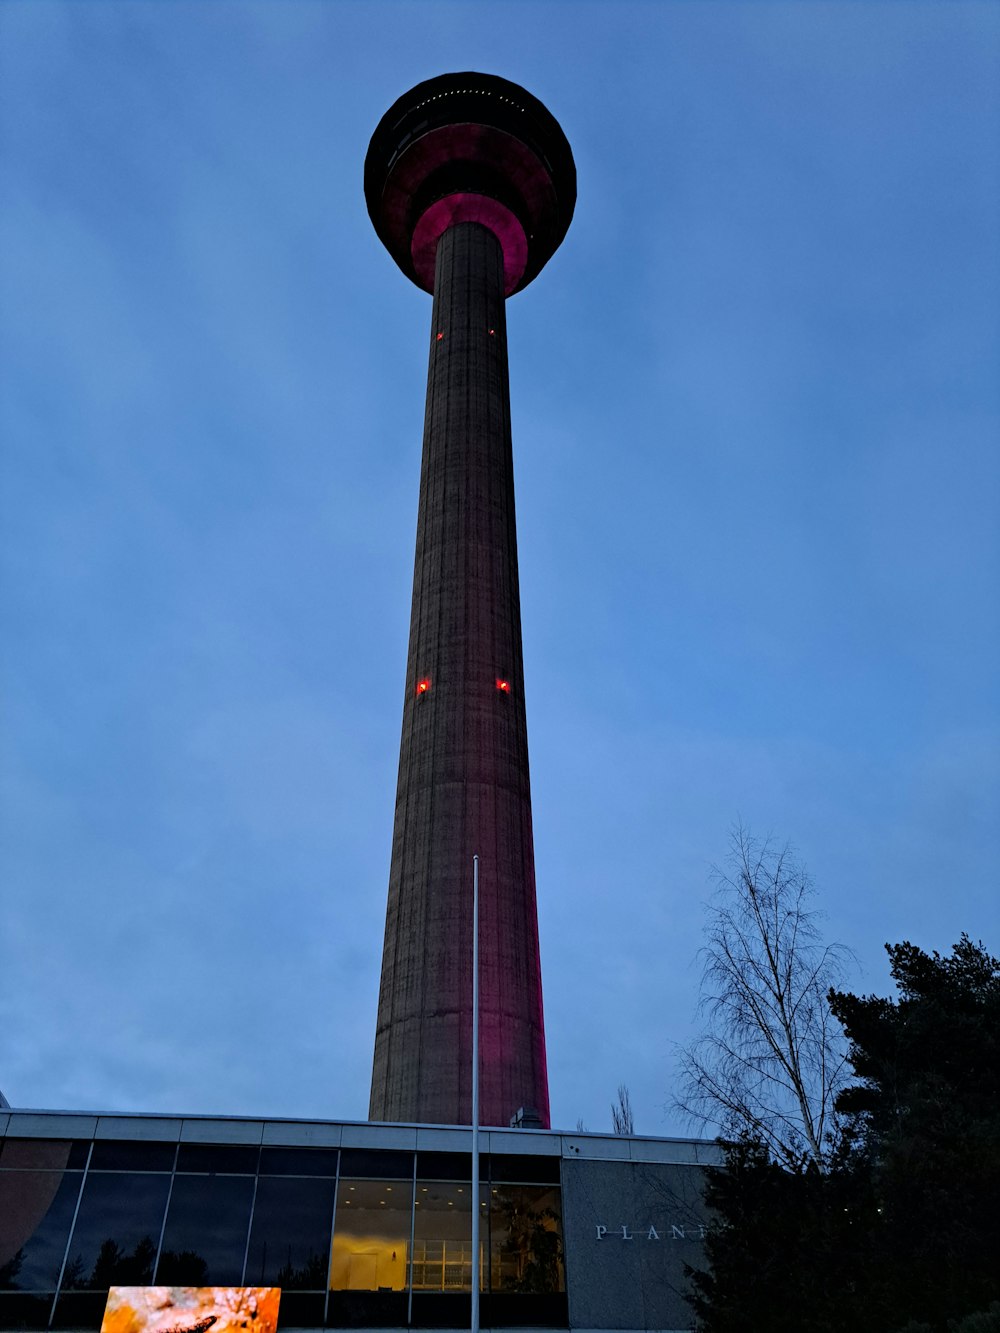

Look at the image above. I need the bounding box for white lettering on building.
[592,1220,706,1242]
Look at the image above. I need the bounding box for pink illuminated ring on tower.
[412,193,528,296]
[364,72,576,298]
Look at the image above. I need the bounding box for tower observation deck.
[366,73,575,1128]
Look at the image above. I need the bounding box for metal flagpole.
[471,854,480,1333]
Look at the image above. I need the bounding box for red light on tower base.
[495,678,510,693]
[416,678,431,696]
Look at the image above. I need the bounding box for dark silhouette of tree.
[0,1248,24,1290]
[60,1255,85,1290]
[85,1236,157,1288]
[611,1084,634,1135]
[492,1189,563,1294]
[689,936,1000,1333]
[275,1252,329,1290]
[830,936,1000,1331]
[688,1136,880,1333]
[155,1250,209,1285]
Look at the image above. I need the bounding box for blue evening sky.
[1,1,997,1135]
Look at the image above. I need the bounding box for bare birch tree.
[611,1084,634,1135]
[676,826,853,1168]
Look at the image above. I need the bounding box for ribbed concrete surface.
[370,222,549,1128]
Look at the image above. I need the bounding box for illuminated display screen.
[100,1288,280,1333]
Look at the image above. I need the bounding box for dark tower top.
[367,74,574,1129]
[365,71,576,296]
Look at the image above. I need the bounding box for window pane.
[245,1176,335,1289]
[89,1142,176,1173]
[0,1171,83,1291]
[62,1173,169,1289]
[258,1148,338,1178]
[51,1291,107,1330]
[488,1184,563,1293]
[274,1292,325,1328]
[415,1153,470,1182]
[330,1179,411,1293]
[488,1153,560,1184]
[337,1151,411,1180]
[0,1293,54,1329]
[0,1141,87,1171]
[411,1181,472,1292]
[175,1144,258,1175]
[156,1175,254,1285]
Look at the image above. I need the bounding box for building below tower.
[0,1107,719,1332]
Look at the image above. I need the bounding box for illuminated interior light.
[496,678,510,692]
[416,678,431,695]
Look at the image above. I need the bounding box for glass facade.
[0,1139,566,1330]
[61,1173,169,1287]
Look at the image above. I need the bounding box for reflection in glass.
[330,1179,412,1293]
[156,1175,254,1285]
[0,1171,83,1291]
[62,1173,169,1289]
[411,1182,473,1292]
[488,1185,563,1293]
[0,1142,85,1172]
[246,1175,336,1289]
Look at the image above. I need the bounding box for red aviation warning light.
[495,678,511,693]
[416,678,431,696]
[435,331,444,341]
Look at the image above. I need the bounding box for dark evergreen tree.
[689,937,1000,1333]
[688,1137,882,1333]
[830,936,1000,1331]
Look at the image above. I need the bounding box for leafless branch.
[674,825,854,1168]
[611,1083,635,1135]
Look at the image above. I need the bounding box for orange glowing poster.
[101,1288,281,1333]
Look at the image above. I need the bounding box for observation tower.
[365,73,575,1128]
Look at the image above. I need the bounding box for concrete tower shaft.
[372,222,546,1126]
[366,73,574,1128]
